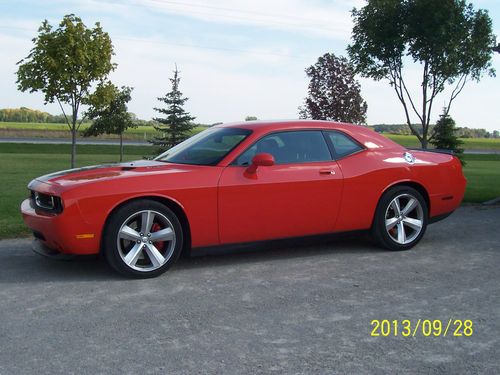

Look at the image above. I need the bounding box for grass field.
[384,134,500,150]
[0,122,206,140]
[0,143,498,239]
[461,154,500,203]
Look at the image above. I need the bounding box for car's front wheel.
[372,186,428,251]
[103,199,183,278]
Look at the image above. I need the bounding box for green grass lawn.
[461,154,500,203]
[0,144,498,239]
[0,121,206,140]
[0,122,82,130]
[384,134,500,150]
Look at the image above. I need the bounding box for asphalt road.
[1,206,499,375]
[1,137,499,154]
[0,137,149,146]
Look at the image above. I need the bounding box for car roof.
[215,120,402,150]
[217,119,358,131]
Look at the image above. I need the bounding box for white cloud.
[82,0,356,40]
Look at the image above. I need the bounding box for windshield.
[155,127,252,165]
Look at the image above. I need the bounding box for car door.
[218,130,344,244]
[323,130,373,232]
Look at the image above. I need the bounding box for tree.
[84,85,135,162]
[299,53,367,124]
[151,66,195,151]
[245,116,258,121]
[16,14,115,167]
[348,0,496,148]
[431,111,465,165]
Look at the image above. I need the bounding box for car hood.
[34,160,190,187]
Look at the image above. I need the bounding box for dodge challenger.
[21,120,466,277]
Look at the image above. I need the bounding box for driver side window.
[234,130,332,166]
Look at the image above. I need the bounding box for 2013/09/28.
[370,319,473,337]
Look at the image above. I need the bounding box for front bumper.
[21,199,100,255]
[32,238,76,260]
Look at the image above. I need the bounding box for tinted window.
[326,131,363,158]
[235,130,332,166]
[155,127,251,165]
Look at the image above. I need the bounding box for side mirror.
[246,153,275,174]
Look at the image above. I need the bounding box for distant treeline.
[372,124,499,139]
[1,108,496,137]
[0,107,210,128]
[0,107,68,123]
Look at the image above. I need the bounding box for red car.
[21,120,466,277]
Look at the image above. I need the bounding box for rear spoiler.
[407,148,454,155]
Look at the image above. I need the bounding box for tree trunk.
[416,120,429,150]
[71,126,77,168]
[70,108,78,168]
[420,137,428,149]
[119,132,123,162]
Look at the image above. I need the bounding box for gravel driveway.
[1,206,499,375]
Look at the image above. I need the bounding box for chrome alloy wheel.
[116,210,176,272]
[384,194,424,245]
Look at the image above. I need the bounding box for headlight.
[31,191,63,213]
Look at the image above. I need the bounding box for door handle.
[319,169,335,175]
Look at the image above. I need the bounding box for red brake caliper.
[151,222,165,253]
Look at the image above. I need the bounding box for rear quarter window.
[325,131,364,159]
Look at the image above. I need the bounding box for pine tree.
[151,66,195,151]
[431,111,465,165]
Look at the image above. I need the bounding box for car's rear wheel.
[103,200,183,278]
[372,186,428,251]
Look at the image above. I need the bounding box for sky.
[0,0,499,131]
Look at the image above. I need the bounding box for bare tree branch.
[399,68,424,124]
[56,98,72,131]
[77,114,87,130]
[421,61,429,129]
[389,66,422,142]
[445,74,468,116]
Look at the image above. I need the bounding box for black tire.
[372,186,428,251]
[103,199,183,278]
